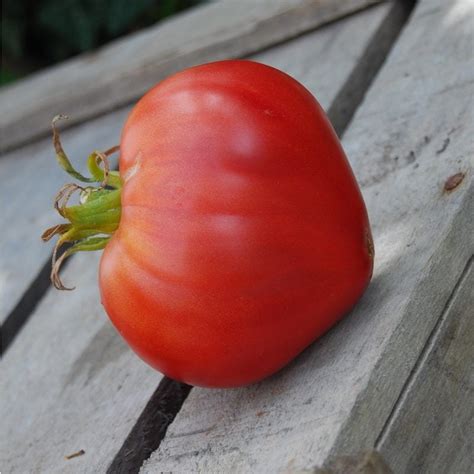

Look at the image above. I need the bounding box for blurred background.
[1,0,203,86]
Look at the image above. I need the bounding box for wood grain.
[0,0,379,153]
[141,0,474,471]
[0,5,393,472]
[0,252,164,474]
[376,259,474,474]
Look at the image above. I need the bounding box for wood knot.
[444,172,465,192]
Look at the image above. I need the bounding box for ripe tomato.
[96,60,373,388]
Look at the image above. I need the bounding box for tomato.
[47,60,373,388]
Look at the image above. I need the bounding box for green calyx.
[42,115,122,290]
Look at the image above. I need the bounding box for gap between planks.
[106,378,192,474]
[1,249,71,353]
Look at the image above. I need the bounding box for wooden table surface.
[1,1,473,473]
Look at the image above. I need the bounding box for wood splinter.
[65,449,85,460]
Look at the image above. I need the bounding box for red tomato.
[99,60,373,387]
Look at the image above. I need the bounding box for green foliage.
[1,0,202,85]
[0,67,19,86]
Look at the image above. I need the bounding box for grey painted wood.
[0,109,129,325]
[0,2,390,326]
[0,253,163,474]
[141,0,474,472]
[0,6,393,473]
[377,260,474,474]
[0,0,379,153]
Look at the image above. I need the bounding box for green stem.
[43,116,123,290]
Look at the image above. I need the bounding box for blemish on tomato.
[366,230,374,260]
[444,172,465,192]
[124,152,143,182]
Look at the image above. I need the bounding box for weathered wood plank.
[141,0,474,472]
[0,0,379,153]
[0,6,394,473]
[0,253,164,474]
[0,109,129,327]
[376,259,474,474]
[0,2,390,327]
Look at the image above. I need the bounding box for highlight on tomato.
[43,60,374,388]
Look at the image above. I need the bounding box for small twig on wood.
[65,449,85,460]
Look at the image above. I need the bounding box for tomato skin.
[99,60,373,388]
